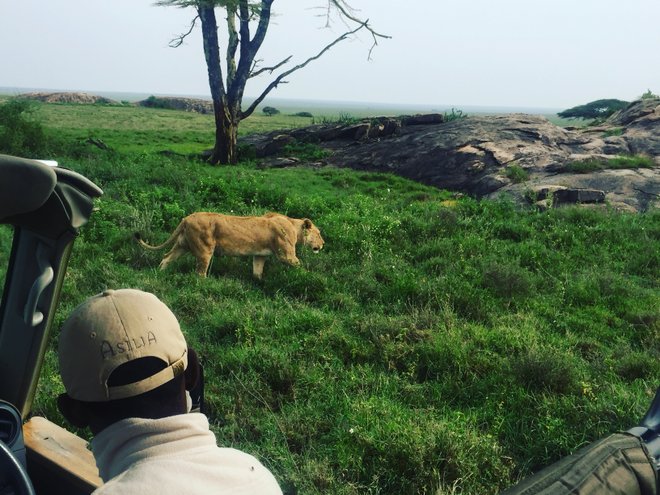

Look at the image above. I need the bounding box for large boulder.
[604,98,660,158]
[244,99,660,212]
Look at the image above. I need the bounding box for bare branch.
[328,0,391,60]
[249,56,292,78]
[168,14,199,48]
[241,21,368,119]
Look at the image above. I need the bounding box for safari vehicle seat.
[0,154,103,494]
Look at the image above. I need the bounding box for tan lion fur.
[134,212,324,279]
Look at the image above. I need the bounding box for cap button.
[102,289,115,297]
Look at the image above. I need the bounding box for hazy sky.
[1,0,659,110]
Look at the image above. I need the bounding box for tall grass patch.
[4,102,656,494]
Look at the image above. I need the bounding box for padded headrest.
[0,154,57,223]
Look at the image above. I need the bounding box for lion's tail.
[134,221,184,251]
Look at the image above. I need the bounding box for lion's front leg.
[275,242,300,266]
[276,247,300,267]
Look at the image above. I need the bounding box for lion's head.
[302,218,324,253]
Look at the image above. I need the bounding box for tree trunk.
[166,0,384,166]
[198,4,238,165]
[212,103,239,165]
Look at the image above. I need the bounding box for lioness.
[134,212,324,279]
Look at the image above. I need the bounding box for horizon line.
[0,85,565,113]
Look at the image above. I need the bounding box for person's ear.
[184,347,200,391]
[57,393,91,429]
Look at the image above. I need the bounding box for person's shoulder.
[195,446,283,493]
[94,455,283,495]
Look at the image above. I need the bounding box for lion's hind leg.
[159,245,187,271]
[195,252,214,278]
[252,256,267,280]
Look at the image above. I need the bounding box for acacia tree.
[557,99,629,121]
[156,0,388,164]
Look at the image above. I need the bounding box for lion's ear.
[303,218,312,229]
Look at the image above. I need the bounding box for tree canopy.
[557,99,629,120]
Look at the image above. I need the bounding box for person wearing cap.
[57,288,283,495]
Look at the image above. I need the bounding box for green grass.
[562,154,655,173]
[602,127,624,137]
[544,115,591,128]
[1,102,659,494]
[10,100,314,155]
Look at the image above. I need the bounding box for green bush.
[141,95,170,109]
[512,347,581,395]
[262,106,281,116]
[504,163,529,183]
[481,260,533,300]
[0,98,49,156]
[443,107,468,122]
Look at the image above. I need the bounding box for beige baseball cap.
[58,289,188,402]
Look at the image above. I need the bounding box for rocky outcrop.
[580,98,660,158]
[136,96,214,114]
[244,99,660,212]
[20,92,118,105]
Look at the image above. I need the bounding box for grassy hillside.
[1,101,659,494]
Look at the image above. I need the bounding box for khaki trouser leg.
[501,433,658,495]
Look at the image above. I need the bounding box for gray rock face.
[137,96,214,114]
[20,92,118,105]
[243,99,659,212]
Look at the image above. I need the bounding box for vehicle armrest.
[23,416,101,495]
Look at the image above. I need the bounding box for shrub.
[481,260,533,300]
[0,98,49,156]
[512,347,581,394]
[141,95,171,109]
[504,163,529,183]
[262,106,280,116]
[640,89,659,100]
[443,108,468,122]
[292,111,313,118]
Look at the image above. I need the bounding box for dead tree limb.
[250,56,293,78]
[327,0,391,59]
[241,21,369,119]
[168,14,199,48]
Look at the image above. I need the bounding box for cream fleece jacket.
[90,413,282,494]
